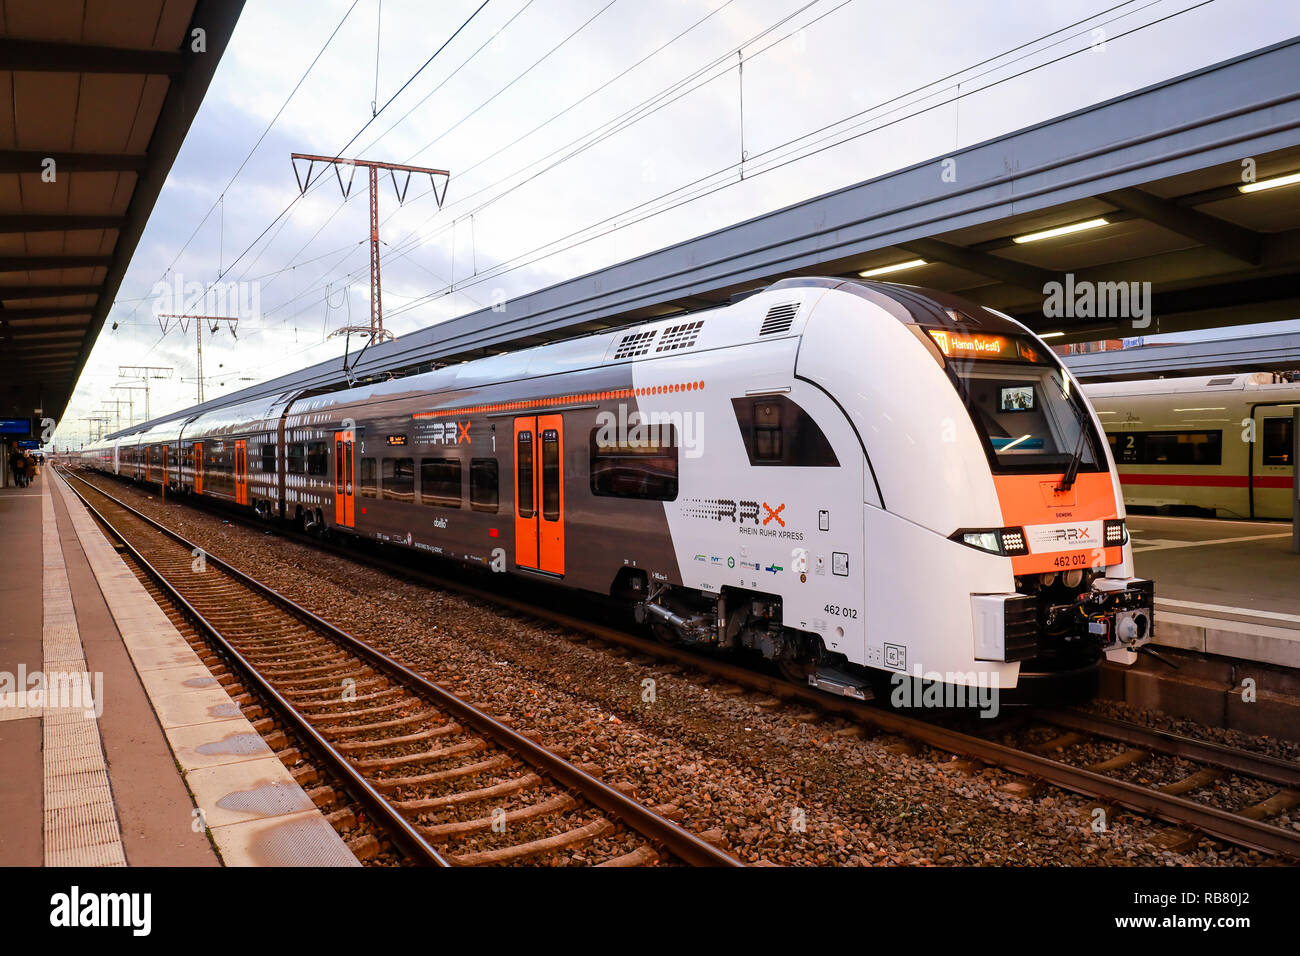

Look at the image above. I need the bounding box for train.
[75,277,1154,704]
[1083,373,1298,519]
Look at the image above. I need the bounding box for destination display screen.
[926,329,1046,364]
[0,418,32,436]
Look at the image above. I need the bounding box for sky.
[56,0,1300,445]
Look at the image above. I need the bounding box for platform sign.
[0,418,32,437]
[17,440,40,449]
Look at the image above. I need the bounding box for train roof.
[1081,372,1297,398]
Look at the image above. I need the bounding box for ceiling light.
[1012,218,1109,244]
[1239,171,1300,194]
[859,258,927,277]
[1038,331,1065,339]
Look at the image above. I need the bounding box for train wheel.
[649,621,677,646]
[779,656,812,686]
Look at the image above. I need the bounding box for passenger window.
[517,430,534,518]
[382,458,415,502]
[261,444,276,473]
[730,395,839,467]
[542,429,560,521]
[359,458,377,498]
[286,444,306,474]
[306,441,329,477]
[590,426,678,501]
[1137,431,1222,466]
[1262,417,1294,466]
[420,458,461,508]
[471,458,499,513]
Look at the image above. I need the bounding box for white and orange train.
[1084,373,1298,520]
[78,278,1153,701]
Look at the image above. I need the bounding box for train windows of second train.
[420,458,462,508]
[261,444,276,473]
[1263,417,1294,466]
[471,458,499,513]
[286,443,306,474]
[359,458,377,497]
[382,458,415,502]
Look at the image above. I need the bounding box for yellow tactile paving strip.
[51,472,359,867]
[40,481,127,867]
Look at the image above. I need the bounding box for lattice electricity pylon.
[290,153,449,353]
[157,314,238,405]
[117,366,172,422]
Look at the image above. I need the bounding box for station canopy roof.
[0,0,244,426]
[112,36,1300,438]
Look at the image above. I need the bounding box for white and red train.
[1084,373,1298,520]
[77,277,1154,700]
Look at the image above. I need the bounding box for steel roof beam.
[0,284,104,299]
[898,238,1058,292]
[0,255,114,272]
[0,150,148,173]
[0,38,184,74]
[0,214,127,233]
[1099,187,1263,264]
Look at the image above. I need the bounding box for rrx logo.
[1045,527,1091,542]
[702,499,785,525]
[426,421,471,445]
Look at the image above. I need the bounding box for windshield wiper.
[1056,376,1091,492]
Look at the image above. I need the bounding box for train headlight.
[1103,519,1128,547]
[960,531,1001,553]
[951,527,1029,557]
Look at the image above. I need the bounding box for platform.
[0,471,358,867]
[1128,515,1300,670]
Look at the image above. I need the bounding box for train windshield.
[949,362,1107,475]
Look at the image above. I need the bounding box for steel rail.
[1039,708,1300,790]
[60,468,740,868]
[64,467,1300,859]
[58,471,451,867]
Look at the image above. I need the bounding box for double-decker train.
[1083,373,1298,519]
[76,277,1153,701]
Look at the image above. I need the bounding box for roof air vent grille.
[761,302,800,335]
[613,329,657,359]
[655,320,704,353]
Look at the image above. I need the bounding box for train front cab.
[796,279,1153,703]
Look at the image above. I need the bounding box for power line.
[384,0,1216,319]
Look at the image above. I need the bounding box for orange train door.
[234,440,248,505]
[193,442,204,494]
[333,429,355,527]
[160,445,168,485]
[513,415,564,575]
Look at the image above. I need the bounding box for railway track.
[58,469,739,868]
[66,467,1300,861]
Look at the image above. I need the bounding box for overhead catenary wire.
[116,0,1211,407]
